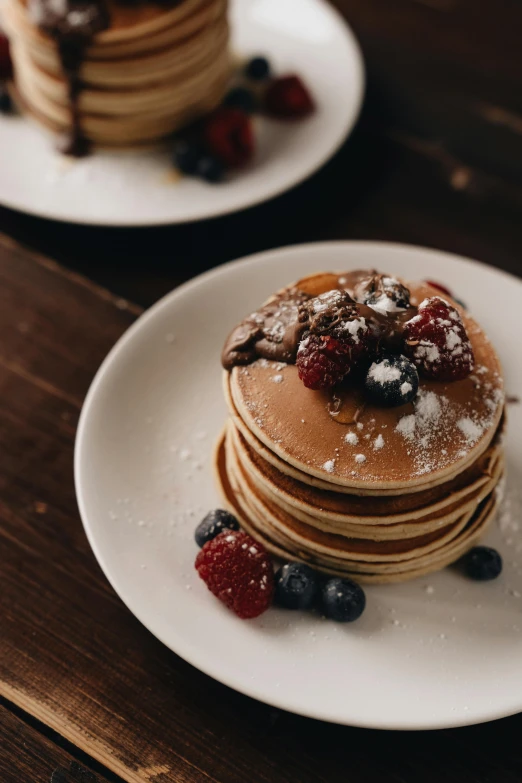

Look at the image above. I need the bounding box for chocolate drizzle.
[222,271,418,371]
[29,0,110,155]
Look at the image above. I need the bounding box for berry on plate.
[195,509,240,548]
[245,56,271,81]
[173,140,201,175]
[275,562,319,610]
[224,86,258,114]
[321,577,366,622]
[265,75,315,119]
[403,296,474,381]
[463,546,503,581]
[195,530,274,619]
[0,33,12,80]
[203,107,255,168]
[365,354,419,407]
[197,155,225,183]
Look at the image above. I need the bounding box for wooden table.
[1,1,522,781]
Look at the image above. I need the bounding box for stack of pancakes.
[4,0,231,146]
[216,274,505,584]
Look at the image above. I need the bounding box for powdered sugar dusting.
[373,434,385,450]
[368,360,401,384]
[394,375,503,476]
[323,459,335,473]
[345,432,358,445]
[355,454,366,464]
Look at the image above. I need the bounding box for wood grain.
[0,702,113,783]
[1,235,522,783]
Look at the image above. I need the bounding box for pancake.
[229,282,503,492]
[228,420,503,535]
[216,269,505,584]
[214,431,500,584]
[3,0,231,149]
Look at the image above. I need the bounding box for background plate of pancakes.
[0,0,363,225]
[76,242,522,729]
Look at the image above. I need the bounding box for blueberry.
[0,87,12,114]
[463,546,502,581]
[173,140,201,175]
[195,509,240,547]
[365,354,419,407]
[275,562,319,610]
[224,86,258,114]
[197,155,225,183]
[245,56,271,81]
[322,578,366,622]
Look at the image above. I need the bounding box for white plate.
[75,242,522,730]
[0,0,363,225]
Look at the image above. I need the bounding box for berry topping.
[275,562,319,610]
[321,578,366,622]
[403,296,474,381]
[365,354,419,407]
[197,155,225,183]
[0,33,12,80]
[245,55,271,81]
[0,85,12,114]
[354,273,411,314]
[203,107,255,168]
[297,334,353,390]
[195,530,274,619]
[296,290,380,389]
[265,75,315,119]
[195,509,240,548]
[463,546,503,581]
[224,86,258,114]
[173,140,201,175]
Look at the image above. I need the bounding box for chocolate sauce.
[222,271,418,371]
[29,0,110,156]
[222,288,310,370]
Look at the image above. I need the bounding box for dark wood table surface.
[2,1,522,781]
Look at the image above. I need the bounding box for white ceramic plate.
[75,242,522,730]
[0,0,363,225]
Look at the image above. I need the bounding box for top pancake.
[228,277,504,491]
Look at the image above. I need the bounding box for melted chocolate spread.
[30,0,110,155]
[222,272,417,371]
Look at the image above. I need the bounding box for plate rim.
[75,240,522,730]
[0,0,365,226]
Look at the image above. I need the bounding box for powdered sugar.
[401,381,413,395]
[271,374,284,384]
[368,360,401,384]
[345,432,358,445]
[373,434,385,450]
[457,417,483,445]
[323,459,335,473]
[355,454,366,464]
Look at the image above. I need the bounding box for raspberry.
[403,296,474,381]
[203,107,255,168]
[265,75,315,119]
[195,531,274,619]
[296,290,380,389]
[297,333,353,390]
